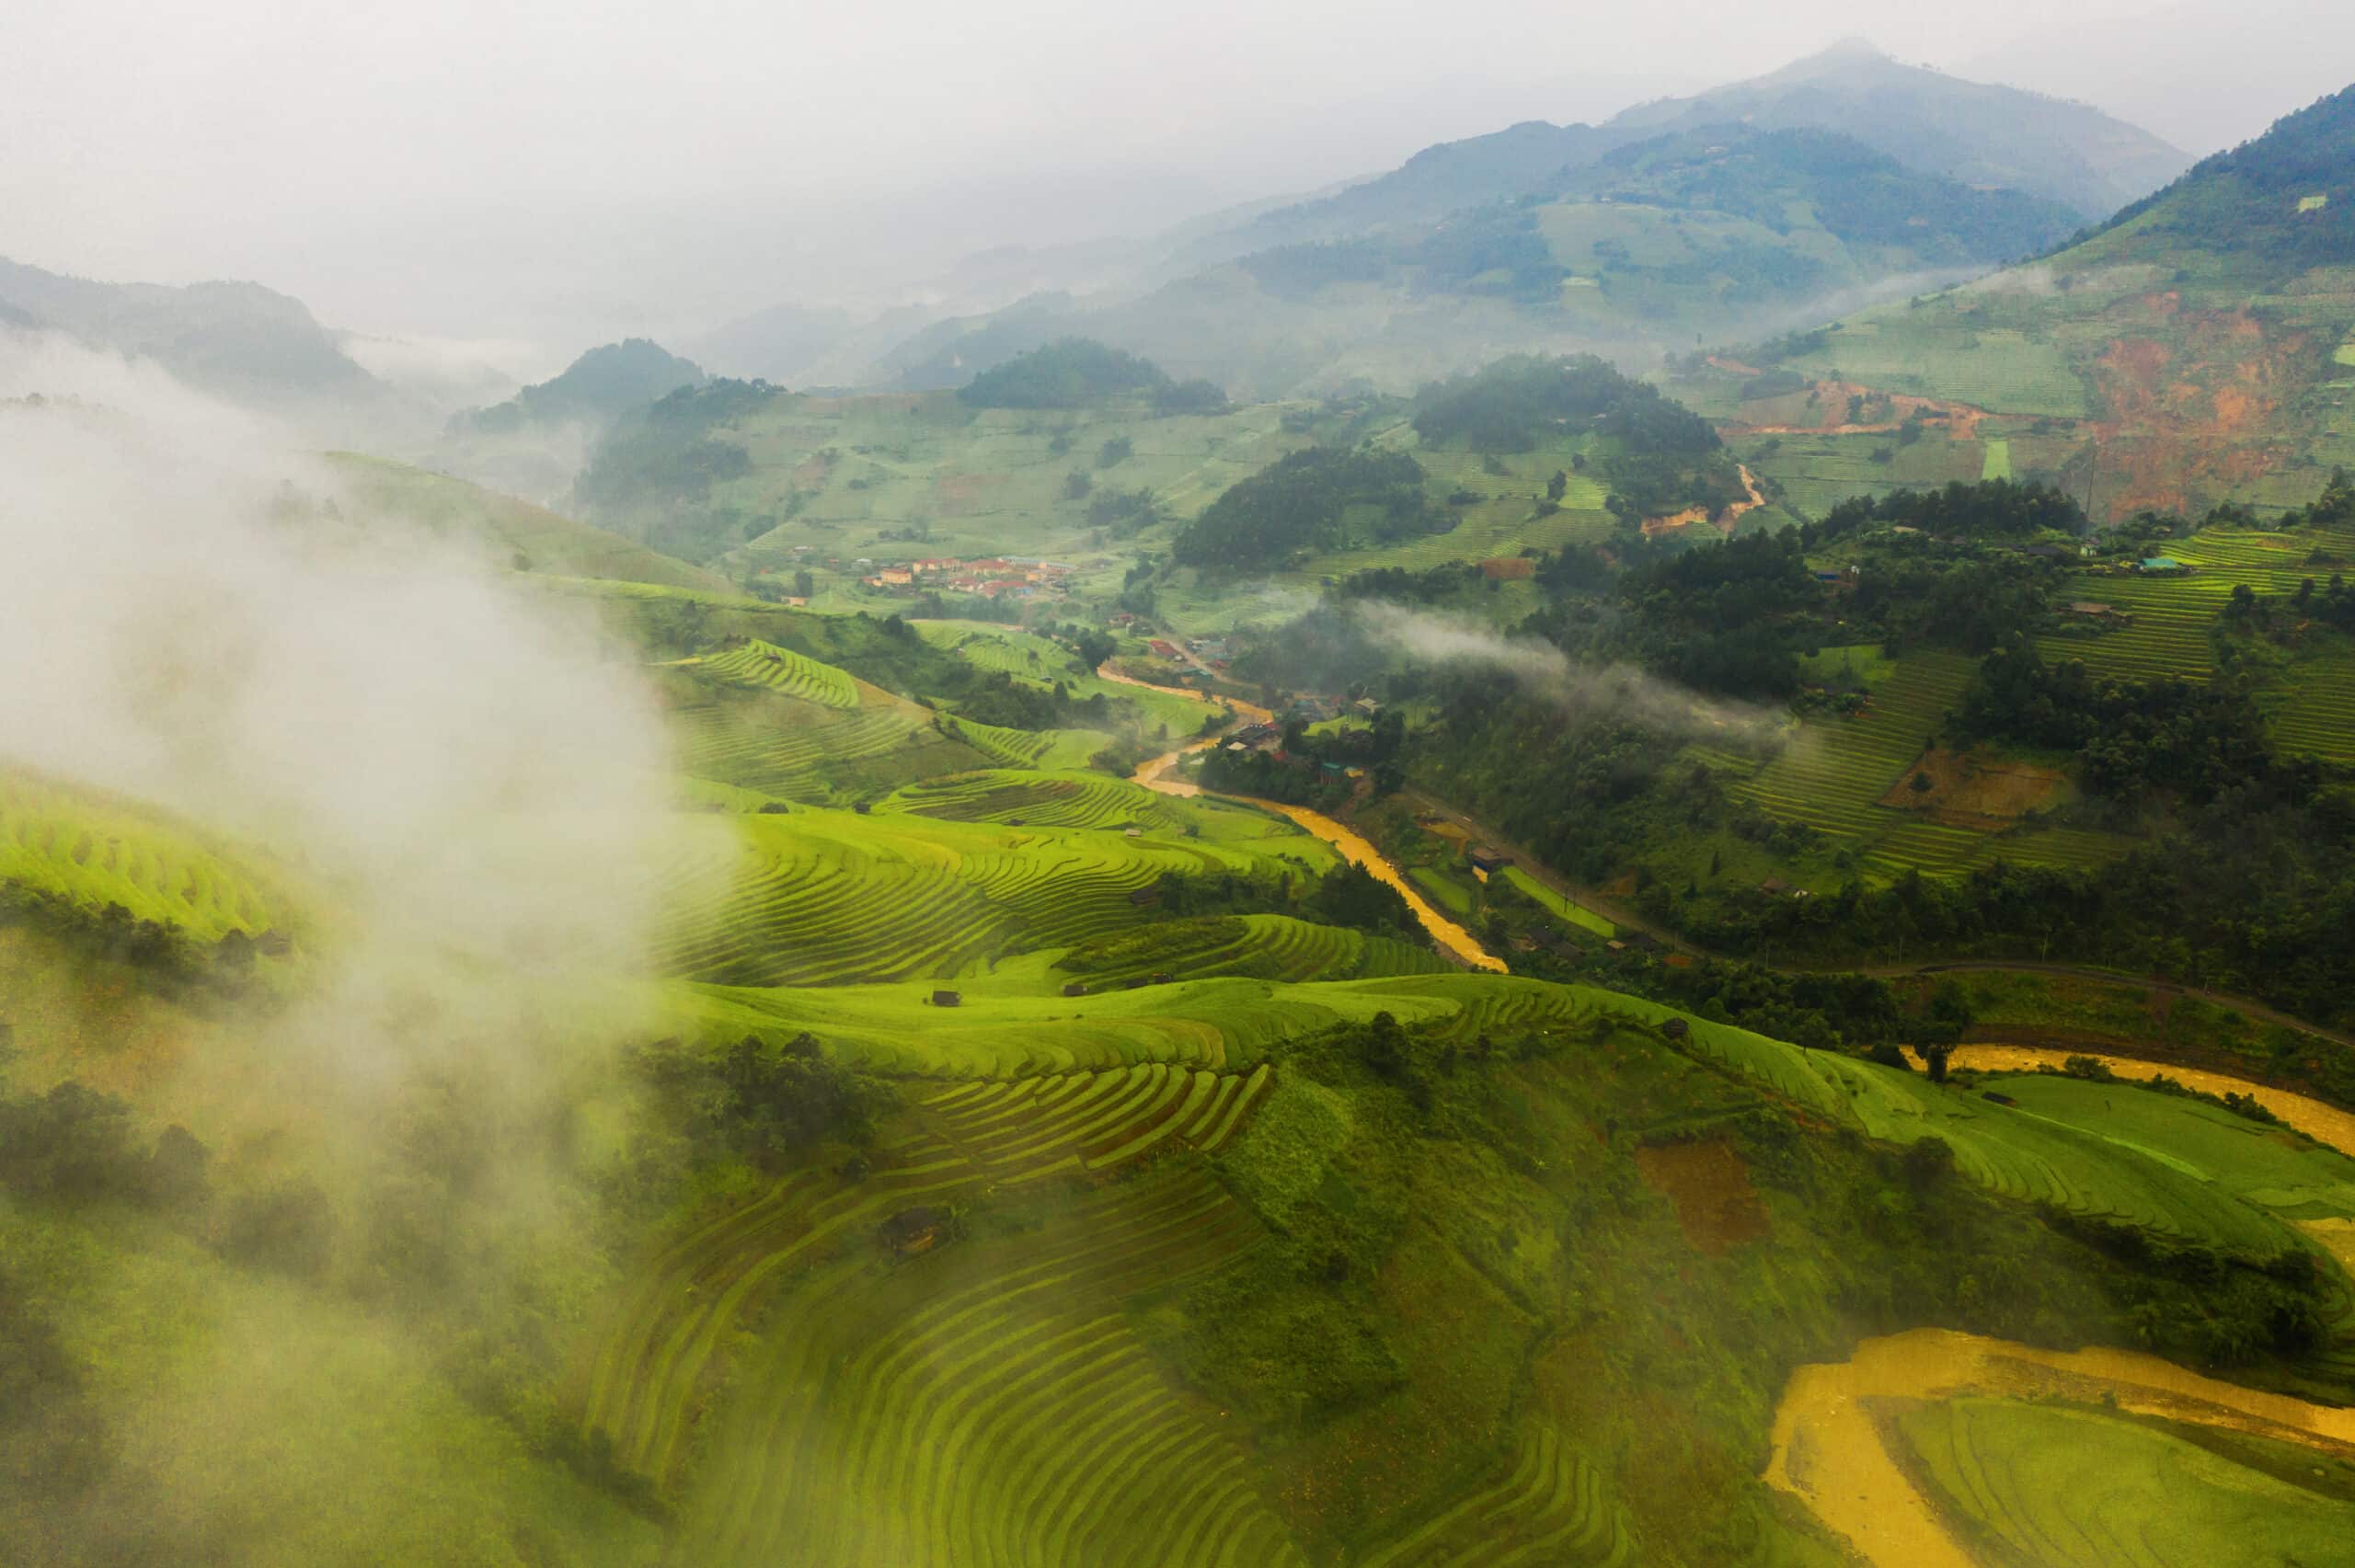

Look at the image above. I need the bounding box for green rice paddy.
[1896,1397,2355,1566]
[0,766,304,944]
[1499,866,1614,937]
[1716,652,2127,881]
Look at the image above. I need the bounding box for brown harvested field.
[1878,748,2065,828]
[1634,1139,1769,1254]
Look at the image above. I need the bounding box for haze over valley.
[6,7,2355,1565]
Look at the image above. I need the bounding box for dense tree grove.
[955,338,1222,411]
[573,378,780,559]
[1410,352,1721,456]
[1958,645,2278,806]
[644,1033,883,1164]
[1812,478,2087,543]
[1172,448,1438,571]
[1212,462,2355,1033]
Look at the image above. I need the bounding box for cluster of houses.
[856,555,1077,599]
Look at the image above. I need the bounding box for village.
[852,553,1081,600]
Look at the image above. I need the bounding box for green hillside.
[328,452,733,592]
[16,538,2355,1564]
[892,123,2091,403]
[1680,83,2355,524]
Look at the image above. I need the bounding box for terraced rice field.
[879,769,1175,830]
[694,639,862,708]
[1359,1423,1633,1567]
[676,1162,1300,1566]
[2268,641,2355,763]
[651,807,1335,988]
[0,767,303,943]
[1785,315,2093,418]
[1979,439,2011,481]
[916,623,1214,738]
[921,1061,1271,1181]
[577,1067,1282,1554]
[2037,525,2355,762]
[1724,653,2126,878]
[676,970,1598,1080]
[1670,1002,2346,1262]
[1054,912,1453,988]
[671,687,974,801]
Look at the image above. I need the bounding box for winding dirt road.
[1109,671,1504,971]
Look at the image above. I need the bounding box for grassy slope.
[0,766,308,944]
[20,468,2355,1564]
[630,386,1615,641]
[328,452,732,593]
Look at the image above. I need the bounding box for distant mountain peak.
[450,338,707,437]
[1812,36,1891,63]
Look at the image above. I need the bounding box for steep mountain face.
[1683,82,2355,523]
[0,257,382,405]
[2078,82,2355,278]
[884,124,2085,400]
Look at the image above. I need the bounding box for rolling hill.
[880,117,2105,401]
[0,255,395,418]
[1682,80,2355,522]
[432,338,713,502]
[326,452,736,594]
[1192,40,2179,268]
[688,42,2186,407]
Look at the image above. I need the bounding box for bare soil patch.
[1724,380,1986,441]
[1634,1139,1769,1254]
[1878,748,2064,828]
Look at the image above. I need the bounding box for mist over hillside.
[697,43,2182,405]
[12,13,2355,1565]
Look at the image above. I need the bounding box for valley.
[8,25,2355,1568]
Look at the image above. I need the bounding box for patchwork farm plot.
[1716,652,2128,880]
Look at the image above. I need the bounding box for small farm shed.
[931,989,962,1007]
[1468,847,1511,873]
[1062,981,1089,997]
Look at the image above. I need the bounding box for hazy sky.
[3,0,2349,356]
